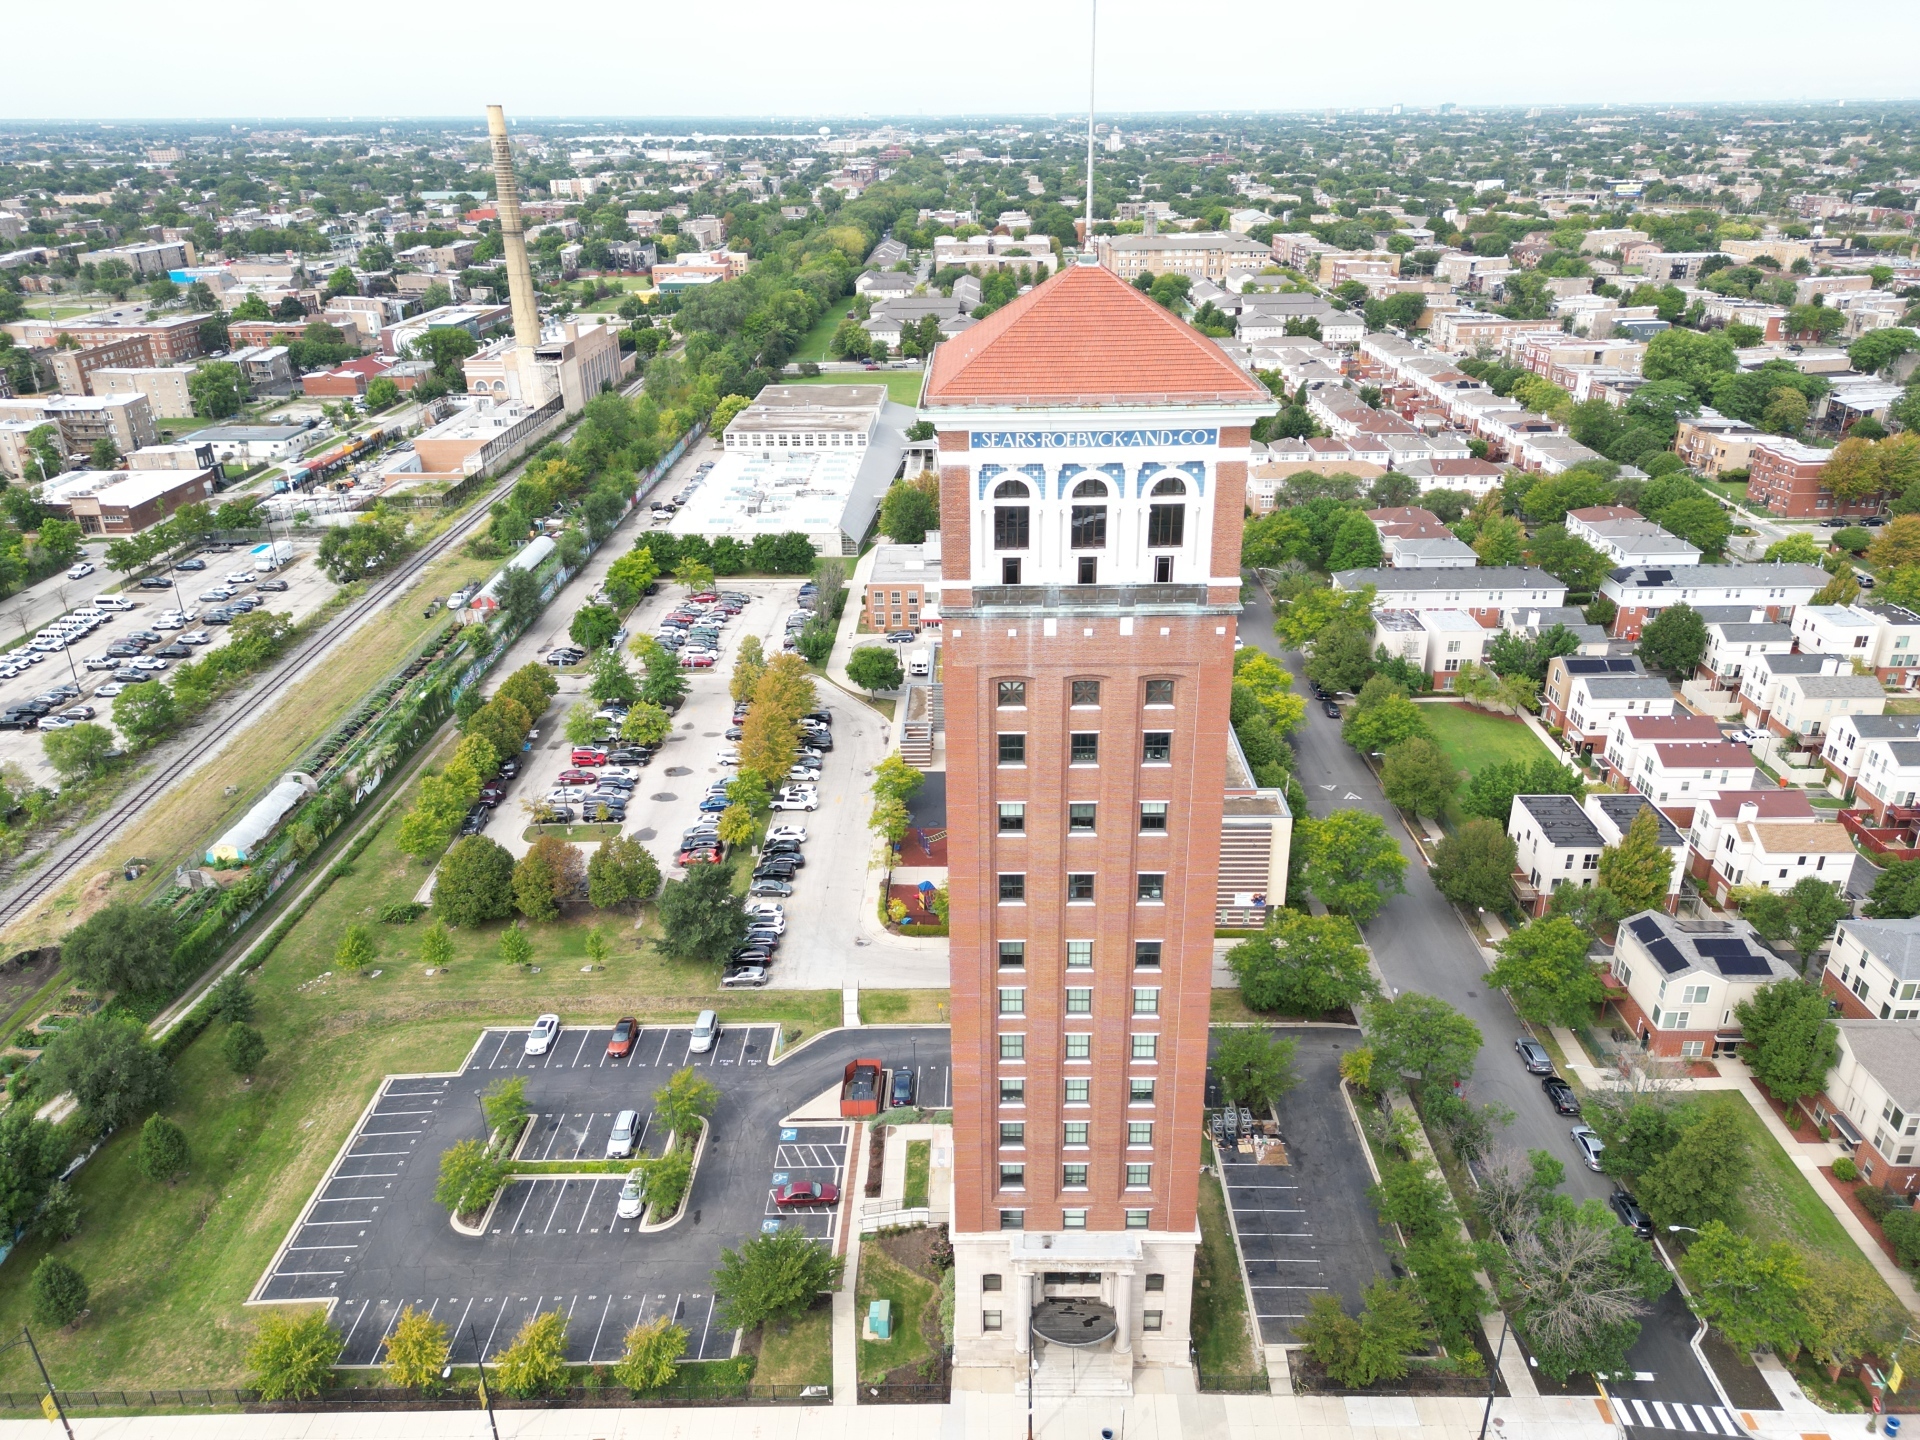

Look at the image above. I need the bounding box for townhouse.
[1602,713,1726,788]
[1804,1020,1920,1193]
[1364,507,1479,569]
[1697,620,1795,693]
[1541,653,1646,734]
[1793,601,1920,686]
[1704,815,1854,898]
[1546,660,1676,754]
[1330,567,1566,623]
[1685,790,1821,899]
[1822,713,1920,796]
[1737,651,1886,737]
[1508,793,1687,918]
[1600,563,1829,640]
[1371,610,1488,690]
[1505,606,1610,653]
[1854,736,1920,823]
[1675,410,1766,477]
[1823,920,1920,1022]
[1607,910,1798,1059]
[1563,507,1701,567]
[1627,740,1760,810]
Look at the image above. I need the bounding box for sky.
[8,0,1920,122]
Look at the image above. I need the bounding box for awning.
[1031,1298,1117,1349]
[1828,1110,1865,1147]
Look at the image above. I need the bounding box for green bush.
[379,901,427,924]
[29,1256,87,1328]
[1880,1205,1920,1268]
[1831,1155,1859,1182]
[1857,1183,1895,1221]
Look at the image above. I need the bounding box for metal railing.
[858,1200,950,1232]
[0,1383,833,1412]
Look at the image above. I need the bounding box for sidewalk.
[0,1389,1854,1440]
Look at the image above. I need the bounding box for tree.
[1680,1221,1813,1355]
[222,1022,267,1076]
[317,510,413,582]
[1473,514,1526,566]
[1592,1099,1684,1182]
[1364,992,1482,1086]
[1596,807,1673,914]
[135,1114,191,1183]
[492,1310,570,1399]
[655,862,748,963]
[514,834,585,921]
[1214,1030,1298,1111]
[1459,755,1585,824]
[878,476,940,544]
[247,1309,342,1401]
[39,721,110,781]
[112,680,179,747]
[1228,911,1377,1016]
[0,1108,64,1235]
[1866,857,1920,918]
[587,834,661,911]
[335,924,375,973]
[654,1066,720,1136]
[1870,515,1920,572]
[29,1257,88,1330]
[435,1138,510,1216]
[60,901,178,995]
[1430,819,1519,913]
[1298,809,1407,923]
[39,1014,173,1133]
[1643,327,1737,401]
[1735,979,1839,1105]
[433,836,516,926]
[621,701,672,748]
[383,1306,449,1391]
[499,926,533,968]
[604,547,659,610]
[1380,736,1459,817]
[613,1315,688,1394]
[1525,526,1611,594]
[1503,1203,1667,1381]
[1637,1103,1749,1229]
[365,376,400,411]
[1764,533,1825,565]
[1326,511,1385,571]
[1341,690,1429,755]
[1799,1257,1907,1375]
[1297,1279,1433,1387]
[1490,916,1606,1028]
[1738,875,1849,967]
[188,362,244,420]
[209,971,256,1025]
[411,326,479,386]
[846,645,904,694]
[570,604,620,652]
[1637,603,1707,677]
[712,1227,845,1332]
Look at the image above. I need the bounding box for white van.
[689,1009,719,1054]
[92,596,135,612]
[906,648,931,678]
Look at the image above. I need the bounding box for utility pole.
[1084,0,1097,250]
[19,1328,73,1440]
[467,1323,500,1440]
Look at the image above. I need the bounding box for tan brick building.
[923,260,1272,1395]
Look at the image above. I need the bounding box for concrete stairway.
[1031,1347,1134,1397]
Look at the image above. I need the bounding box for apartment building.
[1792,601,1920,685]
[1563,507,1701,567]
[1606,911,1796,1059]
[1601,713,1725,787]
[1371,610,1489,690]
[1698,621,1794,692]
[1507,793,1684,917]
[1803,1021,1920,1193]
[924,260,1273,1393]
[1599,563,1827,640]
[1674,411,1765,476]
[90,366,196,419]
[0,393,157,468]
[1748,438,1880,519]
[865,533,939,631]
[1823,920,1920,1022]
[1853,736,1920,824]
[1737,651,1885,737]
[1095,233,1274,283]
[1330,566,1565,623]
[1822,714,1920,795]
[50,334,148,395]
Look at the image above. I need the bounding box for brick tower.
[922,259,1273,1392]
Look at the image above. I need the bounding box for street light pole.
[1477,1310,1510,1440]
[6,1327,74,1440]
[467,1322,500,1440]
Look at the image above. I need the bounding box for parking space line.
[652,1030,671,1065]
[577,1179,602,1232]
[567,1029,591,1068]
[482,1033,509,1069]
[450,1297,476,1356]
[482,1296,511,1358]
[696,1295,716,1356]
[507,1181,539,1232]
[542,1181,570,1233]
[589,1295,615,1360]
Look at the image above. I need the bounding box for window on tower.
[993,479,1030,550]
[1070,478,1108,549]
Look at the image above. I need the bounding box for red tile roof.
[1621,715,1725,741]
[1567,504,1643,523]
[922,261,1271,407]
[1704,789,1818,819]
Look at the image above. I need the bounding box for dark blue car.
[698,794,730,812]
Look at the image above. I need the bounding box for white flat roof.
[669,446,878,542]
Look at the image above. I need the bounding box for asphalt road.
[1239,580,1724,1404]
[258,1022,951,1367]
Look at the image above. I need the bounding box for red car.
[571,747,607,766]
[689,591,720,604]
[773,1180,840,1207]
[556,769,595,786]
[680,652,717,668]
[677,846,723,866]
[607,1017,639,1058]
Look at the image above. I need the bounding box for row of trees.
[108,608,300,752]
[399,664,555,859]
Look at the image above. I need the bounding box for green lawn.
[784,370,925,407]
[903,1140,931,1209]
[1701,1090,1897,1300]
[1193,1154,1264,1379]
[1420,702,1558,781]
[755,1301,833,1387]
[855,1242,936,1382]
[792,299,863,363]
[0,757,847,1392]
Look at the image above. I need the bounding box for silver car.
[1571,1124,1606,1172]
[606,1109,640,1159]
[616,1169,648,1219]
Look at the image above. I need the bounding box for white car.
[92,596,133,611]
[66,562,94,580]
[615,1169,648,1219]
[154,615,186,630]
[83,655,117,671]
[131,656,168,671]
[95,683,125,698]
[179,630,211,646]
[771,792,819,812]
[524,1014,561,1055]
[29,638,65,653]
[689,1009,719,1054]
[765,826,807,845]
[716,749,740,765]
[225,571,253,586]
[606,1109,640,1159]
[36,716,72,731]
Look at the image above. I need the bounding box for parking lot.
[0,541,332,788]
[1209,1026,1393,1345]
[255,1021,950,1367]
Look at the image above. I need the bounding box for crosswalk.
[1613,1397,1747,1435]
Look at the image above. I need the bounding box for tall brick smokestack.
[485,105,541,352]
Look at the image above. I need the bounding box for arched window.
[1071,478,1108,499]
[1150,476,1187,496]
[993,479,1030,499]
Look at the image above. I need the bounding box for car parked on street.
[1609,1189,1653,1238]
[1515,1038,1554,1074]
[1570,1124,1605,1171]
[1543,1077,1582,1115]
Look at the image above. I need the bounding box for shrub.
[247,1308,342,1401]
[435,1139,510,1217]
[29,1256,87,1328]
[1882,1206,1920,1268]
[646,1146,693,1221]
[134,1114,190,1184]
[1857,1183,1895,1222]
[614,1316,687,1394]
[383,1305,450,1391]
[1832,1155,1859,1182]
[379,901,428,924]
[223,1023,268,1076]
[492,1311,570,1399]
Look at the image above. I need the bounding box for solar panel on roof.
[1716,955,1774,977]
[1647,938,1689,973]
[1628,917,1664,943]
[1693,939,1752,960]
[1645,570,1672,584]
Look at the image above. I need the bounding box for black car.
[605,748,646,764]
[155,643,192,659]
[1608,1189,1653,1237]
[581,800,627,822]
[175,558,206,572]
[744,927,783,950]
[1542,1077,1582,1115]
[760,847,804,867]
[106,642,142,657]
[724,725,743,740]
[458,806,490,836]
[125,631,161,644]
[804,710,832,727]
[752,863,799,882]
[138,576,174,590]
[890,1066,915,1108]
[258,579,289,592]
[1515,1038,1554,1075]
[1322,700,1342,718]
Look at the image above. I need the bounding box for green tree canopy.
[1734,979,1839,1105]
[39,1014,173,1133]
[1298,809,1408,923]
[1380,736,1459,818]
[1227,911,1378,1016]
[60,901,179,995]
[1596,806,1674,915]
[654,861,748,963]
[712,1227,845,1332]
[1363,992,1482,1086]
[1636,603,1708,677]
[1430,818,1519,913]
[1490,916,1606,1028]
[432,836,517,927]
